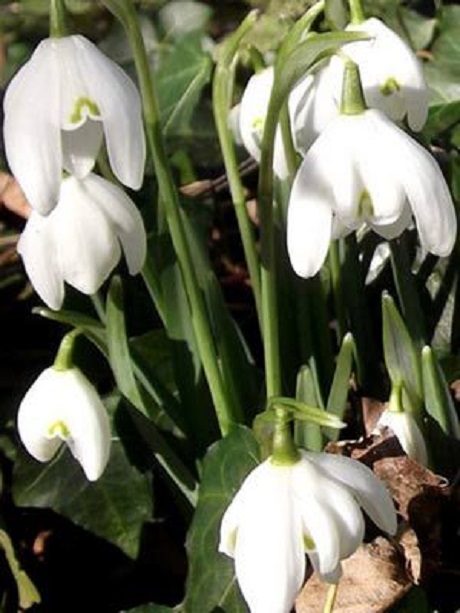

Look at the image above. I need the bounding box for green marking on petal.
[380,77,401,97]
[48,420,70,440]
[251,116,265,149]
[69,96,100,125]
[358,190,373,218]
[303,533,316,550]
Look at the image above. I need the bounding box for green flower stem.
[389,235,426,348]
[328,241,347,343]
[323,583,339,613]
[348,0,365,25]
[389,381,404,413]
[49,0,67,37]
[259,97,282,399]
[212,41,263,330]
[54,329,81,371]
[271,407,300,465]
[279,104,298,179]
[102,0,236,436]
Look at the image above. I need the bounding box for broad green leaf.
[399,8,436,51]
[424,100,460,141]
[183,426,259,612]
[157,32,212,134]
[13,438,152,559]
[382,293,423,413]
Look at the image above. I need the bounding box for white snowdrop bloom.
[4,34,146,215]
[219,450,396,613]
[329,17,429,131]
[376,409,428,466]
[287,108,456,278]
[238,67,289,179]
[17,366,111,481]
[18,173,147,310]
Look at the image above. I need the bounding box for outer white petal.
[70,35,146,189]
[57,368,111,481]
[220,460,305,613]
[304,452,397,536]
[17,368,66,462]
[79,174,147,275]
[377,410,428,466]
[354,111,406,224]
[377,114,457,256]
[53,176,121,294]
[239,68,273,164]
[17,212,64,310]
[4,39,62,214]
[287,153,333,278]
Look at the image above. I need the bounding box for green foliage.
[183,426,259,612]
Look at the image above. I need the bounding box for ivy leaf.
[183,425,260,612]
[13,431,152,559]
[157,32,212,135]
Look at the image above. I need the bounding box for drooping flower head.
[17,365,111,481]
[219,451,397,613]
[18,172,147,310]
[4,35,146,214]
[238,67,289,180]
[287,63,456,278]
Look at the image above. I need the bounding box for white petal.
[58,368,111,480]
[17,212,64,310]
[378,116,457,256]
[62,119,104,178]
[53,176,121,294]
[77,173,147,274]
[71,35,146,189]
[304,452,397,535]
[287,160,333,277]
[4,39,62,214]
[378,410,428,466]
[17,368,65,461]
[239,68,274,164]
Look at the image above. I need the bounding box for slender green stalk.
[348,0,365,25]
[259,98,282,398]
[389,235,426,348]
[102,0,236,435]
[213,57,263,330]
[54,329,81,371]
[279,104,298,179]
[49,0,67,37]
[323,583,339,613]
[271,407,300,465]
[328,241,347,343]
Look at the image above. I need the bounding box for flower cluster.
[237,16,456,278]
[4,34,147,309]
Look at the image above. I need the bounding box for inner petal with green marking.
[68,96,100,126]
[358,189,374,219]
[48,420,70,441]
[380,77,401,97]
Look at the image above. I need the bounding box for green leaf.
[325,332,355,441]
[13,438,152,559]
[157,32,213,134]
[325,0,348,30]
[422,346,460,438]
[382,293,423,413]
[294,365,323,452]
[106,277,144,412]
[183,425,260,612]
[0,529,41,608]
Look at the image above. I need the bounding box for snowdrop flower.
[287,105,456,278]
[239,67,289,179]
[219,451,396,613]
[333,18,429,131]
[18,173,146,310]
[4,34,145,215]
[376,409,428,466]
[17,366,111,481]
